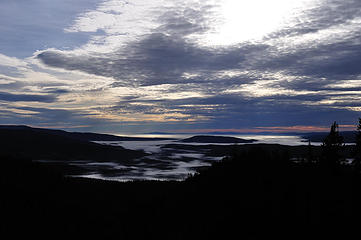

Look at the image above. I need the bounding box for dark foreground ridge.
[2,146,361,239]
[0,125,174,141]
[180,135,257,143]
[0,125,146,162]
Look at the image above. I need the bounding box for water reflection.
[42,134,313,182]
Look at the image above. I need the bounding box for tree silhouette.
[321,121,344,167]
[353,118,361,171]
[356,118,361,155]
[306,139,314,164]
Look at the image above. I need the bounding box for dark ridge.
[162,143,355,159]
[0,126,145,162]
[0,125,174,141]
[302,131,357,143]
[179,135,257,143]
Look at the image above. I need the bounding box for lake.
[53,134,316,182]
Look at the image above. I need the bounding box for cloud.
[0,0,99,58]
[0,92,57,103]
[100,91,359,132]
[0,53,28,68]
[36,34,268,87]
[2,0,361,132]
[36,0,361,89]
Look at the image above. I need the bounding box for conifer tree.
[354,118,361,162]
[321,121,344,167]
[307,139,314,163]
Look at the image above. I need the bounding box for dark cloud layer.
[0,92,56,102]
[111,92,360,130]
[37,35,267,87]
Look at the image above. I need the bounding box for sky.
[0,0,360,134]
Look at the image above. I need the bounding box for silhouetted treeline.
[2,145,361,239]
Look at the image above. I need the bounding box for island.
[179,135,257,143]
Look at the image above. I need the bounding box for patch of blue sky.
[0,0,101,58]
